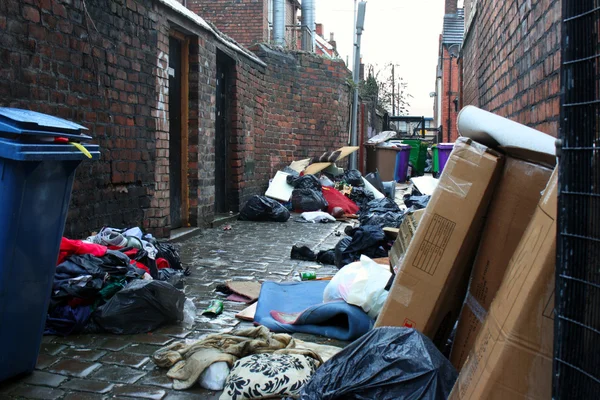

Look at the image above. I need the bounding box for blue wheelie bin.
[0,108,99,381]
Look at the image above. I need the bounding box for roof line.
[157,0,267,67]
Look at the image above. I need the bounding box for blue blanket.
[254,281,373,341]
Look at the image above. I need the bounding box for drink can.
[300,271,316,281]
[202,299,224,317]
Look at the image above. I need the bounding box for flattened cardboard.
[375,138,503,348]
[450,157,553,370]
[388,209,425,273]
[226,281,262,303]
[449,168,557,400]
[235,302,258,322]
[303,146,359,175]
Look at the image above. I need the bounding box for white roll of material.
[457,105,557,156]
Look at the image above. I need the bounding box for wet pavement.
[0,217,352,400]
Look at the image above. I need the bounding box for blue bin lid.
[0,108,92,142]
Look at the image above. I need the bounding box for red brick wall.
[461,0,561,136]
[232,45,352,206]
[441,46,461,142]
[187,0,267,47]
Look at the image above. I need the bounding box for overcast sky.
[316,0,449,117]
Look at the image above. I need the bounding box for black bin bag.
[238,195,290,222]
[92,280,185,334]
[299,327,458,400]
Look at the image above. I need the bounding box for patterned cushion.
[219,353,319,400]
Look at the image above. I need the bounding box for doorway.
[214,51,235,214]
[168,33,190,229]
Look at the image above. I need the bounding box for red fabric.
[322,187,359,215]
[68,297,94,308]
[58,237,107,265]
[157,258,170,269]
[130,260,150,274]
[123,249,139,258]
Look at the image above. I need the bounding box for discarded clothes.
[321,187,359,215]
[299,327,458,400]
[57,237,107,265]
[316,249,336,265]
[239,195,291,222]
[92,280,185,335]
[44,305,92,336]
[404,194,431,210]
[254,281,374,341]
[298,211,336,223]
[152,326,331,390]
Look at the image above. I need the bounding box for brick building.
[187,0,300,48]
[460,0,561,137]
[0,0,351,238]
[433,0,464,142]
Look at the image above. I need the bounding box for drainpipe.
[301,0,315,51]
[349,2,366,170]
[273,0,285,46]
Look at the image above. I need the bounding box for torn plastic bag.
[286,174,322,191]
[324,255,392,319]
[239,195,291,222]
[404,194,431,210]
[292,189,328,212]
[158,268,185,289]
[343,169,363,187]
[334,226,388,269]
[359,210,406,229]
[319,175,335,188]
[348,187,375,211]
[299,327,458,400]
[365,197,401,213]
[155,242,185,272]
[92,280,185,334]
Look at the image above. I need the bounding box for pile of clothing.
[46,227,190,336]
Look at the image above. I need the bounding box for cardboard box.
[389,209,425,274]
[450,157,553,370]
[449,168,557,400]
[376,138,503,347]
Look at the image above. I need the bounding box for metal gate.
[553,0,600,398]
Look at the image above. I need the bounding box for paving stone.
[47,359,101,378]
[58,348,107,362]
[112,384,166,399]
[52,335,99,348]
[38,344,66,356]
[126,344,162,356]
[21,371,67,388]
[152,325,192,338]
[95,338,129,351]
[137,368,173,389]
[63,393,104,400]
[99,352,149,368]
[90,365,146,384]
[59,378,114,394]
[35,353,60,370]
[7,385,64,399]
[121,334,174,346]
[162,387,221,400]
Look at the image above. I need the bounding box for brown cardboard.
[450,157,553,370]
[375,137,503,347]
[388,209,425,274]
[449,168,557,400]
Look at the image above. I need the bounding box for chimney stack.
[445,0,457,14]
[329,32,336,50]
[315,23,323,37]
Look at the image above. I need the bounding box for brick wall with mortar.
[441,46,461,142]
[0,0,230,238]
[187,0,267,48]
[461,0,561,136]
[238,44,352,206]
[0,0,163,237]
